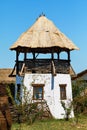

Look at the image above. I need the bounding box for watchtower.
[10,15,79,119]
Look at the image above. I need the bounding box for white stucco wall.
[21,73,74,119]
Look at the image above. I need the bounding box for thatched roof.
[72,69,87,80]
[0,69,15,84]
[10,15,79,53]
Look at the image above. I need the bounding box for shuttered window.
[59,84,66,100]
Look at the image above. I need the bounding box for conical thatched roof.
[10,15,79,53]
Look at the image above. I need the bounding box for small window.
[32,84,44,100]
[59,84,66,100]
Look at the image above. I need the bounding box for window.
[59,84,67,100]
[32,84,44,100]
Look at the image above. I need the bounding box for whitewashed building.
[10,15,79,119]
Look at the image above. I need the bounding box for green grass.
[12,116,87,130]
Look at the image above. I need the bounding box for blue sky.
[0,0,87,73]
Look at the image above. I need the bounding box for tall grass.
[12,115,87,130]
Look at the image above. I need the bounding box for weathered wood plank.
[18,59,70,75]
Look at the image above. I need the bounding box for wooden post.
[16,51,19,75]
[33,52,35,60]
[57,52,60,60]
[51,52,54,60]
[67,50,70,66]
[24,53,27,61]
[32,52,36,73]
[51,61,56,76]
[67,50,70,61]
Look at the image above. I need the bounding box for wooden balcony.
[18,59,70,75]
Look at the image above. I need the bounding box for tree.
[72,80,87,98]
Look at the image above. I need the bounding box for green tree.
[72,79,87,123]
[72,80,87,98]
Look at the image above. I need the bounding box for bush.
[73,95,87,116]
[61,100,73,121]
[6,84,46,125]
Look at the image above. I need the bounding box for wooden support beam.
[67,50,70,61]
[51,61,56,76]
[9,63,16,77]
[16,51,19,75]
[33,52,35,60]
[19,63,25,76]
[51,52,54,60]
[24,53,27,61]
[57,52,60,60]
